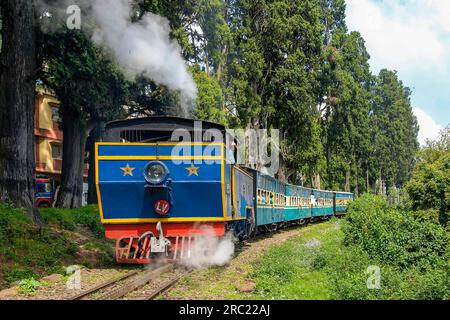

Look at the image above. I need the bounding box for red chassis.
[105,222,226,264]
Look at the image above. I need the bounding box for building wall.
[35,90,88,179]
[38,95,59,130]
[35,91,63,179]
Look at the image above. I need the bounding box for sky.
[345,0,449,145]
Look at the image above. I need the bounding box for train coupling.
[148,222,171,254]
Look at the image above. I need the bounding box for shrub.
[336,194,449,299]
[405,129,450,225]
[18,278,46,296]
[324,246,449,300]
[344,194,448,271]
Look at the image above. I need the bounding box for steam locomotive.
[95,117,353,263]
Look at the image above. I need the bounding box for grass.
[0,202,113,289]
[167,221,340,300]
[40,205,105,237]
[251,220,340,299]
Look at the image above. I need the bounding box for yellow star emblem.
[120,163,135,177]
[185,163,200,176]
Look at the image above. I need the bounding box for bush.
[344,194,448,271]
[18,278,46,296]
[250,211,449,300]
[334,194,449,299]
[323,246,449,300]
[405,129,450,225]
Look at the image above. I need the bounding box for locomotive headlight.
[143,161,168,184]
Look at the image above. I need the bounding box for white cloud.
[346,0,449,72]
[413,107,443,145]
[346,0,448,141]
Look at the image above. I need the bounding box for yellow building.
[34,90,88,181]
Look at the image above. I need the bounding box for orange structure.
[34,89,88,182]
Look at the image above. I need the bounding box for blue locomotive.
[95,117,353,263]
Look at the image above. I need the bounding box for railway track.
[68,264,189,300]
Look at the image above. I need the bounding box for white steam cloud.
[91,0,197,104]
[180,225,236,269]
[36,0,197,113]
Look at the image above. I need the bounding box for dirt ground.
[0,267,137,300]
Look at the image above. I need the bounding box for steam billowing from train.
[36,0,197,114]
[91,0,197,107]
[180,225,236,269]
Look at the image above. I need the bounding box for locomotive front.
[95,117,233,263]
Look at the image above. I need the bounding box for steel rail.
[68,270,139,300]
[134,268,193,300]
[96,264,173,300]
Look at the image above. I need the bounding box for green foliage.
[325,247,449,300]
[0,202,33,242]
[251,196,449,300]
[225,0,326,183]
[40,205,105,237]
[38,28,129,123]
[344,194,448,271]
[3,267,37,285]
[320,30,374,192]
[0,202,111,287]
[192,67,228,125]
[31,0,420,194]
[17,278,46,296]
[371,70,419,189]
[406,127,450,224]
[135,0,419,191]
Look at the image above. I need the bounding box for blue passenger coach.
[312,189,335,219]
[256,173,284,227]
[285,185,312,223]
[333,191,354,216]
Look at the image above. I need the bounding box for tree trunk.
[86,120,105,204]
[0,0,40,222]
[312,173,321,189]
[366,168,370,194]
[344,168,350,192]
[56,108,86,208]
